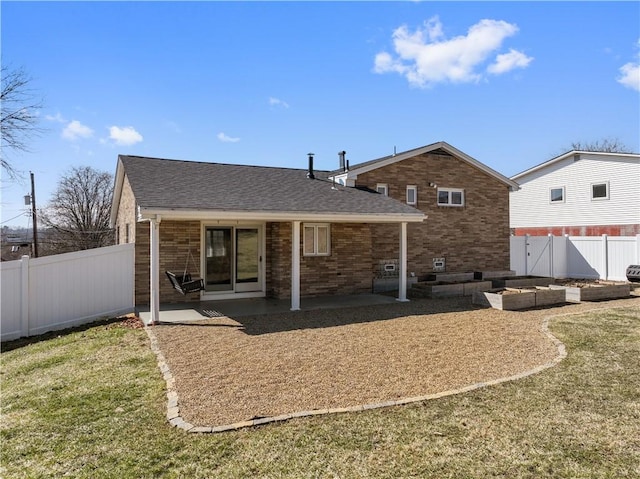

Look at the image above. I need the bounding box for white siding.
[510,154,640,228]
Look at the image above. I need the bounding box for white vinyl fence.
[511,234,640,281]
[1,244,135,342]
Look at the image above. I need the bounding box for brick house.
[110,141,517,323]
[330,142,518,278]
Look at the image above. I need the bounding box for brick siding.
[513,224,640,237]
[133,220,374,306]
[134,220,202,306]
[267,222,373,299]
[114,175,137,246]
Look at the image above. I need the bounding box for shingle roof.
[117,155,424,219]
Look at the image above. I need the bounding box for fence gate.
[524,235,553,277]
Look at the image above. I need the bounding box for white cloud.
[488,48,533,74]
[108,126,143,146]
[617,39,640,92]
[217,132,240,143]
[62,120,94,140]
[374,16,530,87]
[45,112,66,123]
[269,97,290,109]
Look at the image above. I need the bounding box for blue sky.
[2,1,639,228]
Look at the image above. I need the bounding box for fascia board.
[346,141,519,190]
[109,158,125,228]
[137,207,426,224]
[512,150,640,180]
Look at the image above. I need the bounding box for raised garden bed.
[411,280,493,298]
[473,286,566,311]
[490,275,555,289]
[549,280,630,302]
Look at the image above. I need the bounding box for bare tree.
[41,166,114,253]
[1,66,44,179]
[568,137,633,153]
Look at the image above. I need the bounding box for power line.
[0,212,29,225]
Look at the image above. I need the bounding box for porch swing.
[165,239,205,295]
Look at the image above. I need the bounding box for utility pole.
[30,171,39,258]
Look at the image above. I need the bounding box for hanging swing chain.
[183,231,201,279]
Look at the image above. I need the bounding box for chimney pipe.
[338,150,346,171]
[307,153,315,179]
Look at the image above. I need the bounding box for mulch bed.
[149,296,639,427]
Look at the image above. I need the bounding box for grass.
[1,306,639,478]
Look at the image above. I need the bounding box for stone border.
[145,308,577,434]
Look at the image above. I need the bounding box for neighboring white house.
[510,150,640,236]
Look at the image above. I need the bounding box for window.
[303,223,330,256]
[406,185,417,205]
[550,187,565,203]
[437,188,464,206]
[591,182,609,200]
[376,183,388,196]
[125,223,130,243]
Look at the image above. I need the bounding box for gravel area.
[150,296,639,427]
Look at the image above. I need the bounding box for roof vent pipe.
[307,153,315,179]
[338,150,346,171]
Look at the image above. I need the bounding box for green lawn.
[1,306,639,478]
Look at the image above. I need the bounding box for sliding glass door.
[204,226,262,294]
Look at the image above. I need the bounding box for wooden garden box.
[473,288,536,310]
[549,282,630,303]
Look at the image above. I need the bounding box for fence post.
[20,255,30,337]
[602,234,608,281]
[548,234,554,278]
[524,234,530,275]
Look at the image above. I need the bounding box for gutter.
[137,207,426,224]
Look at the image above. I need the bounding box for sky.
[1,1,639,228]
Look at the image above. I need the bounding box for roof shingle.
[119,155,423,218]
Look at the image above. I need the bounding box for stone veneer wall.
[357,151,512,276]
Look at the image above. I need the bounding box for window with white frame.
[437,188,464,206]
[406,185,417,205]
[550,187,565,203]
[303,223,330,256]
[376,183,388,196]
[591,182,609,200]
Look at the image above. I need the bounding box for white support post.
[149,216,161,325]
[291,221,301,311]
[397,222,409,302]
[20,255,30,337]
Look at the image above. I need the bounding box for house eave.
[330,141,520,191]
[511,150,640,181]
[137,207,426,224]
[109,158,126,228]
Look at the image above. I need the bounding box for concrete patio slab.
[138,293,399,323]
